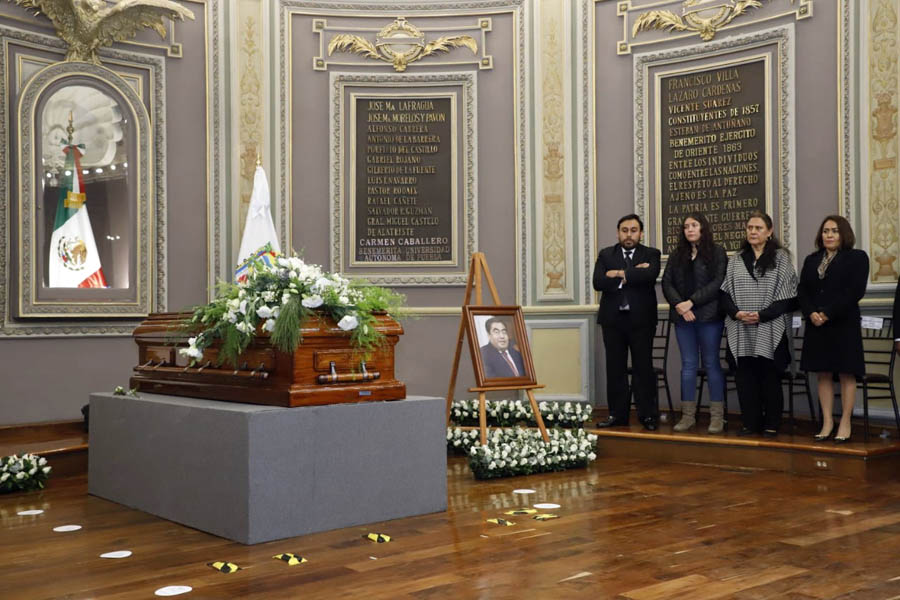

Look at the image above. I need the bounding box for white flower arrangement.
[0,453,51,493]
[447,427,598,479]
[180,252,404,366]
[449,399,592,428]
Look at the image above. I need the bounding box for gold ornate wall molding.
[841,0,900,287]
[313,15,493,71]
[0,25,169,337]
[276,0,530,301]
[855,0,900,285]
[867,0,898,283]
[535,0,574,301]
[231,0,268,266]
[613,0,812,55]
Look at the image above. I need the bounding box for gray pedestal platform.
[88,392,447,544]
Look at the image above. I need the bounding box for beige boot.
[708,402,725,434]
[673,401,697,432]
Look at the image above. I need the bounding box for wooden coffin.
[130,312,405,407]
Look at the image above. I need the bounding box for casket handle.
[316,360,380,384]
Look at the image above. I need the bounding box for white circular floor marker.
[533,503,561,510]
[155,586,192,596]
[100,550,132,559]
[513,489,536,494]
[17,509,43,516]
[52,524,82,532]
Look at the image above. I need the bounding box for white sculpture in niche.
[41,85,123,173]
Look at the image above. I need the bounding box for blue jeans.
[674,320,725,404]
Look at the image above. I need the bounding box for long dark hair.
[739,211,785,274]
[671,213,716,266]
[814,214,856,250]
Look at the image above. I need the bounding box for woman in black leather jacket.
[662,214,728,433]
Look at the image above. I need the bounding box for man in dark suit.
[480,317,526,378]
[593,214,662,430]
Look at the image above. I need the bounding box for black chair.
[628,318,674,413]
[856,317,900,441]
[782,321,816,428]
[696,328,736,414]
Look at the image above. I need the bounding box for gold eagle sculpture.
[12,0,195,65]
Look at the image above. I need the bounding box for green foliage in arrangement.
[0,454,51,493]
[181,253,405,367]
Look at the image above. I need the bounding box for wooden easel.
[445,252,550,445]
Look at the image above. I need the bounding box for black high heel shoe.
[813,425,835,442]
[834,425,852,444]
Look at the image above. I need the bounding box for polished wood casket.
[130,312,406,407]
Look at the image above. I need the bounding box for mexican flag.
[48,143,107,288]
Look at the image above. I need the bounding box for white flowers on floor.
[0,453,51,493]
[446,427,598,480]
[449,398,592,428]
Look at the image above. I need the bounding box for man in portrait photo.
[480,316,526,378]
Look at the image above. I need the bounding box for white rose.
[0,473,7,482]
[28,467,37,476]
[15,472,25,480]
[588,452,597,460]
[338,295,350,305]
[38,457,47,466]
[302,295,324,309]
[337,315,358,331]
[263,319,276,332]
[42,466,51,474]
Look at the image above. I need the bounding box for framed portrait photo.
[464,305,536,388]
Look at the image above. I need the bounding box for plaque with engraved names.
[659,59,767,254]
[353,95,455,264]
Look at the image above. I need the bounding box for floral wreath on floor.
[180,251,405,366]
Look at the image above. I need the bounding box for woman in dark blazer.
[798,215,868,443]
[662,214,728,433]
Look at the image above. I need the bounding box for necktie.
[619,250,633,310]
[502,351,519,376]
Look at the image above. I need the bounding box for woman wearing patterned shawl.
[720,211,798,437]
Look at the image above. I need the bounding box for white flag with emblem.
[236,164,280,272]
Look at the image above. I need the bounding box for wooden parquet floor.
[2,455,900,599]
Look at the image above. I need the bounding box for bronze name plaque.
[659,59,767,253]
[354,95,454,264]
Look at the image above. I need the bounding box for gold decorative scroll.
[238,11,263,231]
[540,2,567,295]
[327,17,477,72]
[868,0,900,282]
[13,0,195,65]
[617,0,811,55]
[632,0,764,42]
